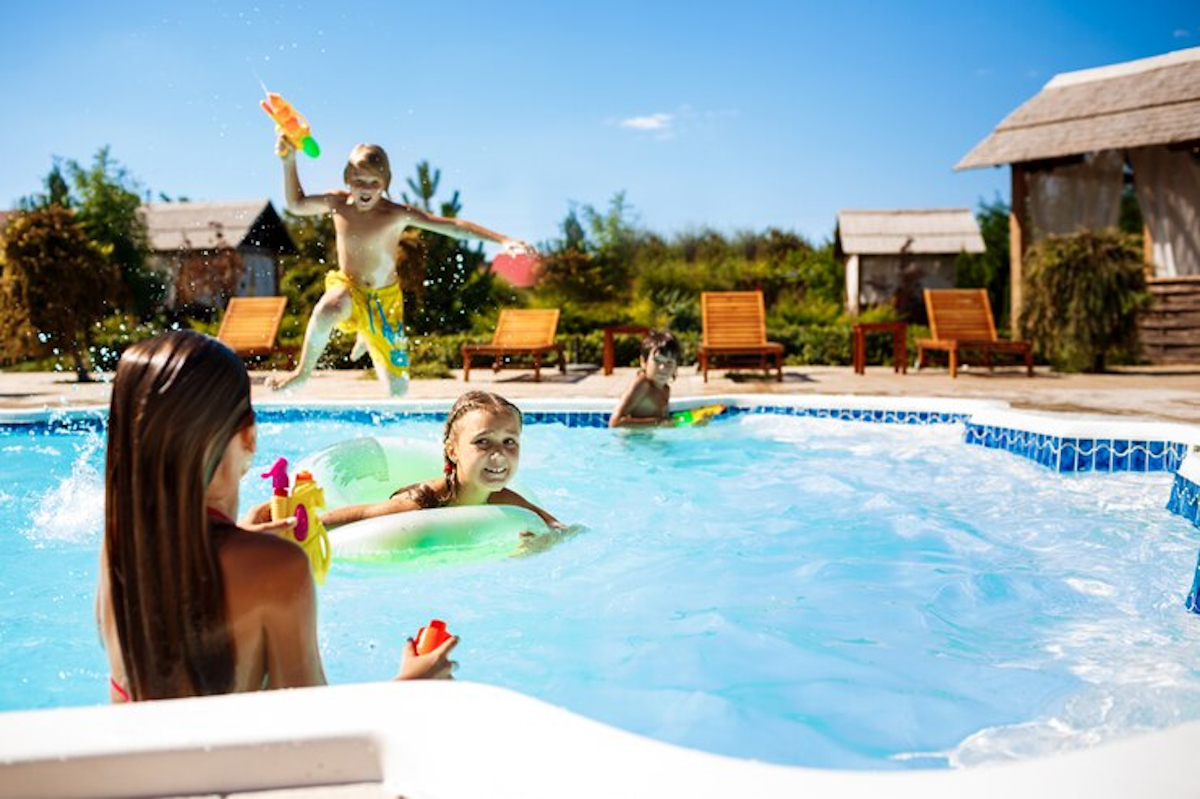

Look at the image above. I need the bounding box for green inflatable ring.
[298,437,550,568]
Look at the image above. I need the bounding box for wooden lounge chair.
[698,291,784,382]
[216,296,291,363]
[917,289,1033,378]
[461,308,566,382]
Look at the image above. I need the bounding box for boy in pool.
[321,391,564,531]
[265,139,534,397]
[609,330,681,428]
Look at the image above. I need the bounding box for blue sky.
[1,1,1194,249]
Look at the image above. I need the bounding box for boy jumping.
[266,139,533,396]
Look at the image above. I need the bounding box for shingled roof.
[139,199,296,254]
[837,209,984,256]
[957,47,1200,169]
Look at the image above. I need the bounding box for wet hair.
[641,330,681,363]
[104,330,254,700]
[343,143,392,192]
[392,391,522,508]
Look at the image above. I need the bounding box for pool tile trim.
[3,396,1195,478]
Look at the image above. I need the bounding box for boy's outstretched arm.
[278,135,334,216]
[398,204,534,253]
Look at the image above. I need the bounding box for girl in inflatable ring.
[320,391,565,532]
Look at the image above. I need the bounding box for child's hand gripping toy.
[671,404,727,427]
[261,458,332,584]
[415,619,452,654]
[260,90,321,158]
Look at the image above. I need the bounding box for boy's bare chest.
[333,212,398,245]
[632,381,670,415]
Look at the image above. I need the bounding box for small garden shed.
[140,199,297,310]
[957,46,1200,362]
[837,208,985,316]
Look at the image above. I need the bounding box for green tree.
[1118,180,1144,236]
[21,149,159,317]
[19,164,72,210]
[955,196,1010,325]
[67,148,159,316]
[396,160,499,334]
[279,211,337,313]
[0,206,122,380]
[1020,229,1149,372]
[540,193,639,304]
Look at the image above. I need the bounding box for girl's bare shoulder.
[218,529,311,591]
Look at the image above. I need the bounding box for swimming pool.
[2,395,1198,779]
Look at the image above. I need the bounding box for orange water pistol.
[415,620,452,654]
[260,90,321,158]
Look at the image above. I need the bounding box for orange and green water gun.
[260,90,321,158]
[671,404,727,427]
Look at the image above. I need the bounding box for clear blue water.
[2,412,1198,770]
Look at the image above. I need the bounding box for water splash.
[23,437,104,546]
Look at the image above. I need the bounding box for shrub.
[1020,230,1149,372]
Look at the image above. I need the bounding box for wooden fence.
[1140,276,1200,364]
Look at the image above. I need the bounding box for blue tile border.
[0,404,975,433]
[962,423,1186,474]
[1167,473,1200,614]
[736,405,968,425]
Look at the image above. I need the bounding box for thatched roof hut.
[957,47,1200,358]
[957,47,1200,169]
[837,209,984,316]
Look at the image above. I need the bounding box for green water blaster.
[671,404,727,426]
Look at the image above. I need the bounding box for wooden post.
[845,254,860,315]
[1143,222,1155,277]
[1009,164,1028,339]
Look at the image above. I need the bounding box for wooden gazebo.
[957,47,1200,362]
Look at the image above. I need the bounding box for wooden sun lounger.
[916,289,1033,378]
[461,308,566,382]
[698,291,784,382]
[217,296,292,363]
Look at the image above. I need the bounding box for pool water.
[2,412,1198,770]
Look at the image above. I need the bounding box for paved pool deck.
[1,363,1198,424]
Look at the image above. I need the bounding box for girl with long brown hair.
[97,331,454,701]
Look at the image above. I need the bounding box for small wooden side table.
[852,322,908,375]
[602,325,651,375]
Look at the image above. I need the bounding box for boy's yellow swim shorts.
[325,270,409,377]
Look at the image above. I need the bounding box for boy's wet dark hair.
[641,330,681,363]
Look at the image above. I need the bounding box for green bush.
[1020,230,1149,372]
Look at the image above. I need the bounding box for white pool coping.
[1,681,1197,799]
[3,395,1200,798]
